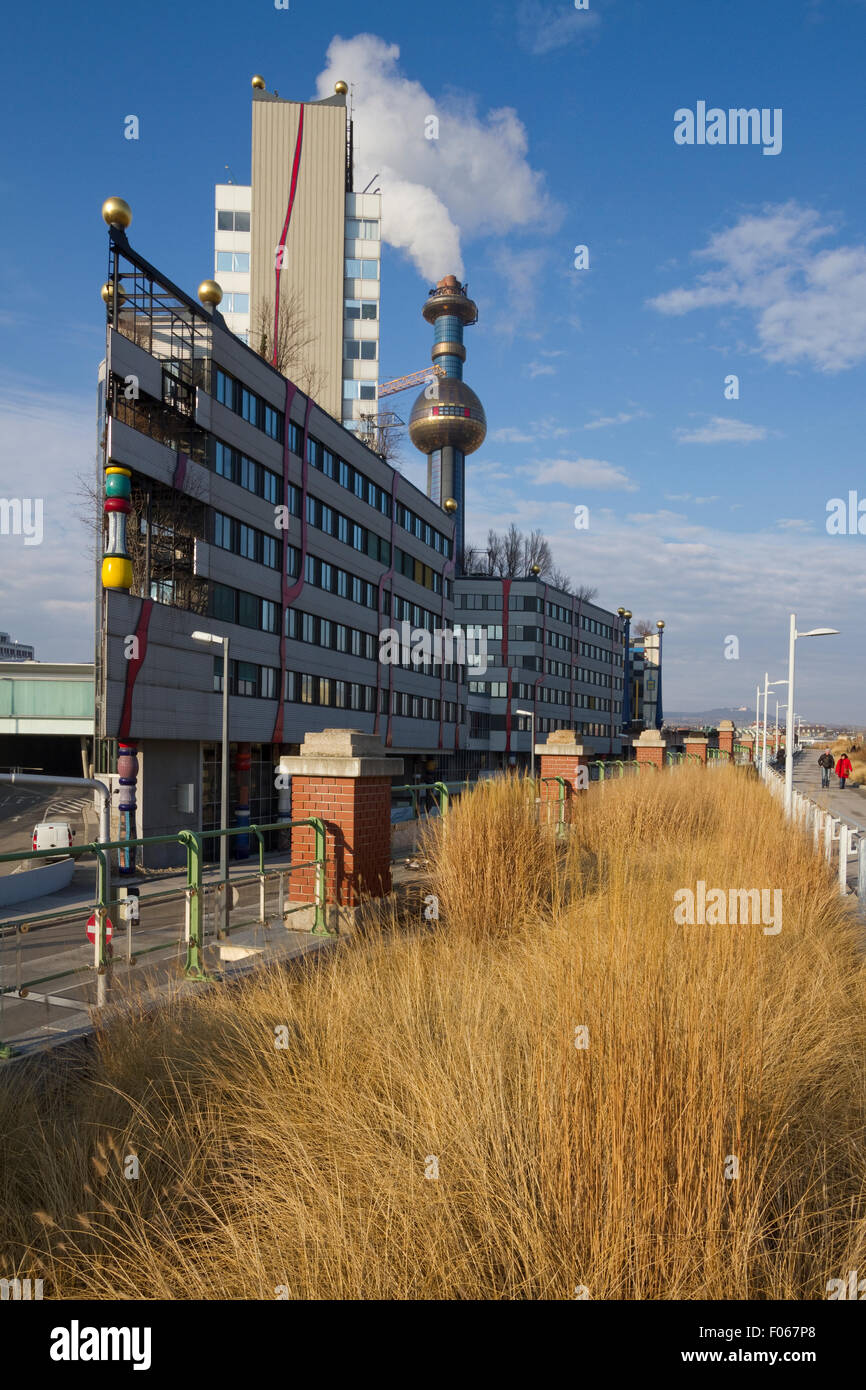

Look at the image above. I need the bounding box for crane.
[377,364,445,399]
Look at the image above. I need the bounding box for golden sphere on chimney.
[252,75,266,90]
[335,80,349,95]
[443,498,458,514]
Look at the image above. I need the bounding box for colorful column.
[117,742,139,875]
[102,465,133,591]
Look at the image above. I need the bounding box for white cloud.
[648,202,866,372]
[584,410,649,430]
[491,427,534,444]
[517,0,602,55]
[532,457,638,491]
[316,36,558,280]
[676,416,768,445]
[776,518,814,531]
[526,361,557,378]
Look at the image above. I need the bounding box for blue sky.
[1,0,865,718]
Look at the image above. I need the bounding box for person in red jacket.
[836,753,853,789]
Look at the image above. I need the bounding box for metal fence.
[0,818,327,1057]
[760,761,866,901]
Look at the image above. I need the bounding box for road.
[0,782,98,873]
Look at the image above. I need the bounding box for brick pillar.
[740,735,755,763]
[717,720,734,759]
[537,731,590,820]
[277,730,403,931]
[633,729,667,768]
[683,734,708,764]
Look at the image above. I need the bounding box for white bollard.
[813,808,822,852]
[839,824,850,896]
[825,815,834,864]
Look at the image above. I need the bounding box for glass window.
[230,294,249,315]
[337,569,348,598]
[322,449,335,479]
[261,599,278,633]
[235,211,250,232]
[214,441,234,480]
[301,674,314,705]
[336,624,348,652]
[212,583,235,622]
[321,504,333,535]
[238,591,258,628]
[262,535,278,569]
[360,384,376,400]
[335,680,346,709]
[320,619,332,649]
[217,211,233,231]
[262,470,278,505]
[344,340,360,359]
[337,514,349,544]
[237,662,257,697]
[239,524,257,561]
[360,341,377,360]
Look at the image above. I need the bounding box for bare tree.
[633,618,655,638]
[550,567,574,595]
[573,582,598,602]
[356,410,406,466]
[253,290,328,403]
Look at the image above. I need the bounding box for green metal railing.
[539,776,569,834]
[392,781,472,819]
[665,751,685,766]
[591,760,606,782]
[0,818,328,1055]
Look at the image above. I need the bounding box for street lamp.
[761,675,788,773]
[784,616,839,815]
[516,708,536,780]
[655,620,665,730]
[617,608,632,734]
[192,630,230,898]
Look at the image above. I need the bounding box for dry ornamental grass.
[1,767,864,1300]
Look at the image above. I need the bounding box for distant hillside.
[663,708,750,726]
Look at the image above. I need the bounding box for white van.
[32,821,74,853]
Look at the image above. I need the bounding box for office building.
[214,77,381,433]
[0,632,35,661]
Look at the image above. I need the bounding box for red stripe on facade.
[273,106,305,367]
[270,380,300,745]
[375,472,399,740]
[117,599,154,742]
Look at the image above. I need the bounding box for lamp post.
[617,607,632,734]
[192,630,230,898]
[784,616,839,815]
[516,708,536,781]
[761,675,788,774]
[655,620,665,730]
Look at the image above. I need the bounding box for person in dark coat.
[818,750,835,789]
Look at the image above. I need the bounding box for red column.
[740,736,755,763]
[277,730,403,930]
[537,735,590,820]
[717,720,735,758]
[683,735,708,765]
[634,730,667,768]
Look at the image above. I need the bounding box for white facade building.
[214,184,251,344]
[0,631,35,661]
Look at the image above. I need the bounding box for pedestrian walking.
[836,753,853,790]
[818,750,835,789]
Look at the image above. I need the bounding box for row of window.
[455,591,619,643]
[214,440,281,504]
[345,258,379,280]
[286,670,460,723]
[345,299,378,320]
[216,251,250,274]
[215,369,282,442]
[220,293,249,315]
[213,511,280,569]
[511,718,611,738]
[213,657,279,700]
[290,428,452,557]
[216,209,250,232]
[286,545,452,613]
[468,681,613,713]
[210,582,279,633]
[343,380,378,401]
[346,218,380,240]
[344,340,377,360]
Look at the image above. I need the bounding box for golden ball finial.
[335,80,349,96]
[198,279,223,306]
[624,610,632,620]
[102,197,132,230]
[617,606,625,617]
[443,498,458,514]
[101,282,127,306]
[530,563,541,576]
[252,74,265,90]
[657,619,665,631]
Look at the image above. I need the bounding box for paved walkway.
[791,753,866,833]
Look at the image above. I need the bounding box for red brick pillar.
[717,720,734,759]
[537,732,590,820]
[633,730,667,768]
[277,730,403,931]
[740,735,755,763]
[683,734,708,765]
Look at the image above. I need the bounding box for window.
[344,340,360,359]
[346,218,380,240]
[217,210,250,232]
[221,293,249,315]
[345,258,380,280]
[239,524,257,561]
[238,591,259,629]
[345,300,378,320]
[236,662,257,697]
[216,251,250,273]
[212,584,235,623]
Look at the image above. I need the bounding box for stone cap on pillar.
[683,734,709,745]
[633,729,667,749]
[718,720,734,731]
[277,728,404,779]
[535,729,588,757]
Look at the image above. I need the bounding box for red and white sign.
[86,913,114,944]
